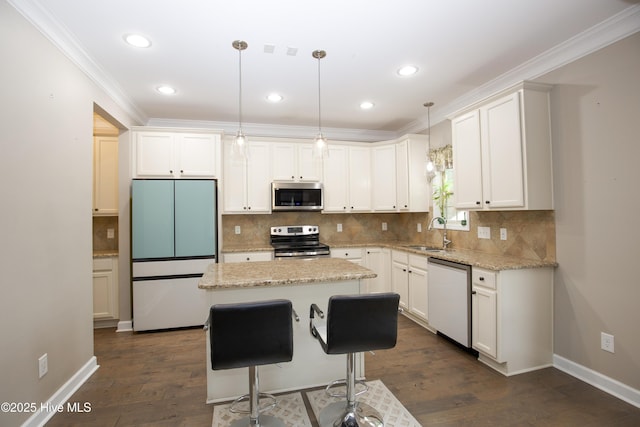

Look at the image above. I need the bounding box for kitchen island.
[198,258,376,403]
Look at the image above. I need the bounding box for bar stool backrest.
[325,293,400,355]
[210,299,293,370]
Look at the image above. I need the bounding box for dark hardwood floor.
[48,316,640,426]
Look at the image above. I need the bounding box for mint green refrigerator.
[131,179,217,331]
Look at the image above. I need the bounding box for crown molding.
[146,118,397,142]
[11,1,639,137]
[402,4,640,133]
[8,0,148,125]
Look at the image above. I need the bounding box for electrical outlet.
[601,332,615,353]
[38,353,48,378]
[500,228,507,240]
[337,223,343,232]
[234,226,241,235]
[417,223,422,232]
[382,222,388,231]
[107,228,115,239]
[477,226,491,239]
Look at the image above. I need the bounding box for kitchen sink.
[403,245,446,253]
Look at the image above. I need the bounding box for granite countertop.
[93,250,119,258]
[198,257,376,290]
[220,242,557,271]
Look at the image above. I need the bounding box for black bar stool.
[209,299,294,427]
[309,292,400,427]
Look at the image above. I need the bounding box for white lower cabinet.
[223,251,273,263]
[391,250,428,325]
[92,257,119,320]
[471,266,553,376]
[363,247,391,294]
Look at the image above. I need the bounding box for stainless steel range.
[270,225,330,259]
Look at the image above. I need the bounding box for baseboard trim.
[116,320,133,332]
[21,357,99,427]
[553,354,640,409]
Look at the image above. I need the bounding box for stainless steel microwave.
[272,182,323,211]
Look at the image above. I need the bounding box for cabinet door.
[246,141,272,212]
[174,180,216,257]
[271,142,297,181]
[93,270,116,319]
[372,145,397,211]
[348,146,372,211]
[93,136,119,215]
[364,248,390,294]
[222,140,248,213]
[132,180,175,259]
[395,140,409,210]
[322,145,349,212]
[480,92,524,208]
[452,110,483,209]
[391,260,409,309]
[135,132,175,177]
[178,134,219,178]
[472,285,498,358]
[408,263,428,321]
[297,143,323,181]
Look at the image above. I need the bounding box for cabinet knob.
[485,201,490,204]
[403,268,407,272]
[169,170,173,174]
[472,290,477,295]
[476,201,481,205]
[393,205,396,209]
[299,176,303,179]
[479,277,485,281]
[291,175,295,179]
[248,206,251,210]
[246,257,250,261]
[409,270,413,274]
[180,170,184,173]
[351,206,354,209]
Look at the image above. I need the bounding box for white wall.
[538,32,640,390]
[0,2,137,425]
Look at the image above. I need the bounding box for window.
[428,145,469,231]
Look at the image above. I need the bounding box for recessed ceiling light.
[124,33,152,48]
[267,93,283,103]
[360,101,374,110]
[156,85,176,95]
[397,65,418,76]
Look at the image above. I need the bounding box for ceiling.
[11,0,640,140]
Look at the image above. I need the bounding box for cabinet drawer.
[472,268,497,289]
[223,252,272,263]
[93,257,114,271]
[392,250,408,264]
[331,248,363,259]
[408,254,428,270]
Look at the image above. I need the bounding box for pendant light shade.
[232,40,248,158]
[312,49,328,157]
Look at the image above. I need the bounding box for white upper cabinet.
[452,82,553,210]
[271,141,322,182]
[371,136,429,212]
[222,139,271,214]
[371,144,398,211]
[132,128,221,179]
[323,144,371,212]
[93,136,119,215]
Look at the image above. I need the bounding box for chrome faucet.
[428,216,452,250]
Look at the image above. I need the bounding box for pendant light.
[232,40,248,158]
[424,101,436,181]
[312,49,328,157]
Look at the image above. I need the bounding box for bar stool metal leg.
[318,353,384,427]
[229,366,285,427]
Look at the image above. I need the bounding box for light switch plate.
[500,228,507,240]
[477,226,491,239]
[382,222,388,231]
[337,223,343,232]
[234,226,241,234]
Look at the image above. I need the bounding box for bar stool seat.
[310,292,400,427]
[209,299,294,427]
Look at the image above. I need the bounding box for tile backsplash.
[222,210,555,262]
[93,216,118,251]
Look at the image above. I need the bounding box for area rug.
[212,392,312,427]
[306,379,421,427]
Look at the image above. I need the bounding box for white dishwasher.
[427,258,472,348]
